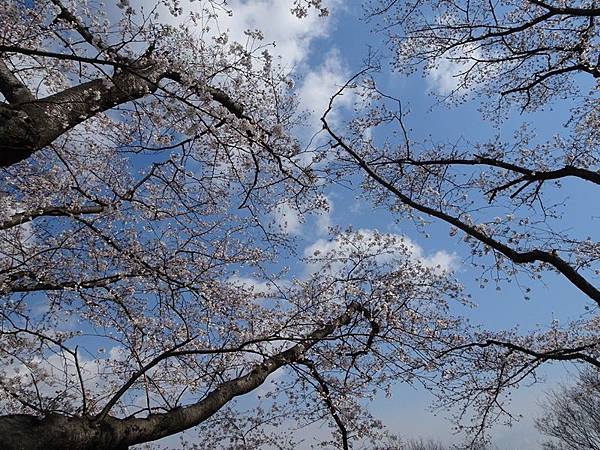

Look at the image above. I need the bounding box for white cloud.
[273,202,302,235]
[426,44,481,95]
[296,48,355,132]
[427,57,463,95]
[423,250,457,272]
[130,1,351,146]
[228,274,282,296]
[223,0,336,70]
[134,0,337,70]
[220,2,353,133]
[303,228,457,275]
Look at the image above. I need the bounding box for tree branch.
[5,273,132,294]
[0,205,104,230]
[322,84,600,307]
[49,0,125,63]
[0,45,121,67]
[442,339,600,368]
[118,302,362,446]
[0,46,249,167]
[0,60,34,104]
[387,155,600,188]
[528,0,600,17]
[299,359,349,450]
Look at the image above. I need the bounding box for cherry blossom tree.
[5,0,597,448]
[321,0,600,441]
[0,1,481,449]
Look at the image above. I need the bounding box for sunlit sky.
[111,1,596,448]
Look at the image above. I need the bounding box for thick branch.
[0,62,162,167]
[528,0,600,17]
[0,60,35,104]
[0,49,247,167]
[96,335,286,421]
[0,303,363,450]
[118,303,360,446]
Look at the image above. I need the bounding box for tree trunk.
[0,414,129,450]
